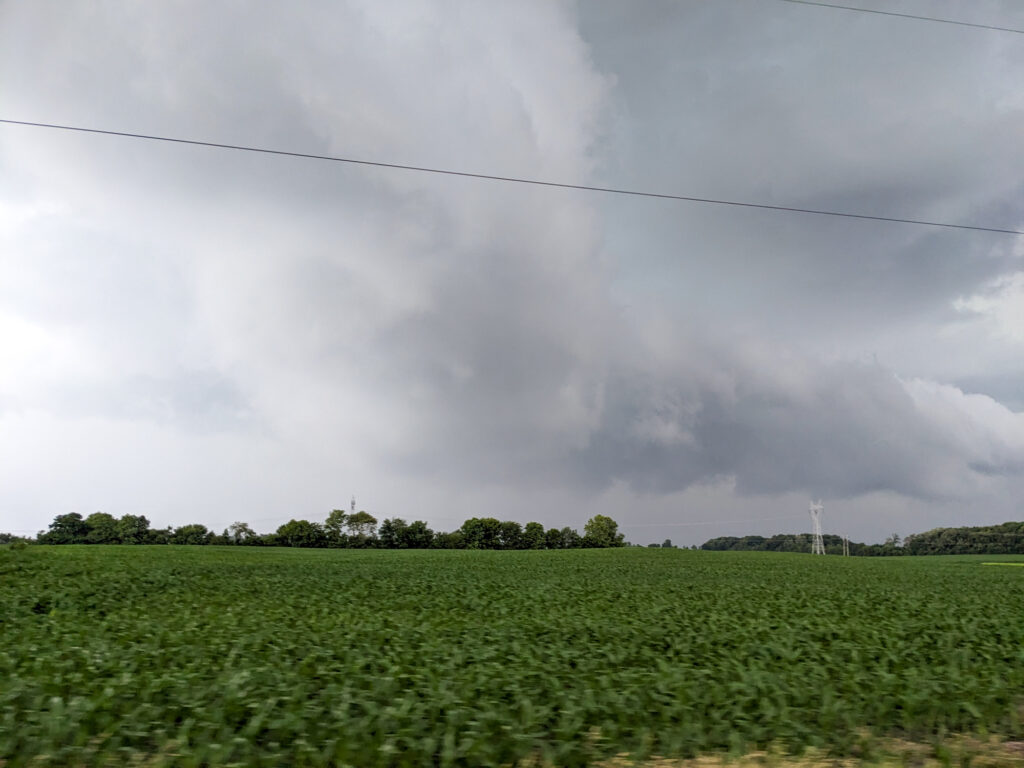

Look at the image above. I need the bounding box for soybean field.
[2,546,1024,766]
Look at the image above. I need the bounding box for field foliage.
[2,546,1024,766]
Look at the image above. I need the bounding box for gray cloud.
[2,1,1023,541]
[575,352,1024,500]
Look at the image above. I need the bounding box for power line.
[2,118,1021,236]
[626,514,807,528]
[773,0,1024,35]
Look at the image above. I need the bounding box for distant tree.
[85,512,120,544]
[208,529,229,546]
[147,526,173,545]
[498,520,524,550]
[895,525,1024,556]
[647,542,660,548]
[378,518,409,549]
[228,521,257,545]
[432,530,465,549]
[346,511,377,537]
[701,536,734,551]
[544,527,564,549]
[39,513,90,545]
[402,520,434,549]
[460,517,502,549]
[702,534,807,552]
[275,519,326,548]
[764,535,800,553]
[561,526,582,549]
[345,511,378,547]
[901,533,922,554]
[324,509,349,547]
[170,524,212,545]
[117,514,150,545]
[583,515,624,548]
[661,539,673,548]
[523,522,546,549]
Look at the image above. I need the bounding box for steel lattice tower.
[809,500,825,555]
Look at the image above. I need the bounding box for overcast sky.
[2,0,1023,546]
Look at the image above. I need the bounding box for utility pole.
[809,500,825,555]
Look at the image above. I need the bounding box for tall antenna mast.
[809,500,825,555]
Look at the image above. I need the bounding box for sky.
[2,0,1023,546]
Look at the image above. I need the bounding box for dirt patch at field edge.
[594,737,1024,767]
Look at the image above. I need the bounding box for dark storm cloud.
[2,0,1023,539]
[579,0,1024,342]
[574,358,983,500]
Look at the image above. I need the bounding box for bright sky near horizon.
[2,0,1023,545]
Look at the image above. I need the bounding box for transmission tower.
[809,500,825,555]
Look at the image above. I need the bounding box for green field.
[2,546,1024,766]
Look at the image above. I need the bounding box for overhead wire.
[1,118,1021,236]
[772,0,1024,35]
[625,514,808,528]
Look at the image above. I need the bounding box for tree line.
[700,533,892,556]
[29,510,626,550]
[700,521,1024,556]
[13,515,1024,555]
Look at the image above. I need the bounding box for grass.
[2,546,1023,766]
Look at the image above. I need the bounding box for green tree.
[39,513,90,544]
[561,526,582,548]
[147,526,172,545]
[209,529,230,546]
[432,530,465,549]
[85,512,120,544]
[170,524,211,545]
[117,514,150,544]
[378,518,409,549]
[402,520,434,549]
[583,515,624,548]
[345,511,378,547]
[498,520,524,550]
[460,517,502,549]
[346,511,378,537]
[523,522,546,549]
[275,519,326,548]
[544,527,564,549]
[324,509,349,547]
[228,521,257,544]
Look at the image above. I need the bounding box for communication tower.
[351,495,356,514]
[809,500,825,555]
